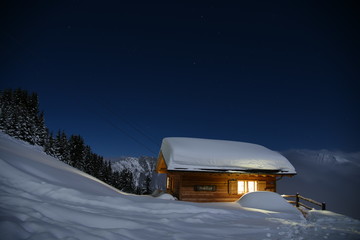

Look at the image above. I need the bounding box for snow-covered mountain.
[278,149,360,220]
[1,132,360,239]
[282,149,360,167]
[107,156,164,191]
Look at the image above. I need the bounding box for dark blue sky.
[1,1,359,157]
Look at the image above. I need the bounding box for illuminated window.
[237,181,257,194]
[238,180,245,194]
[166,177,170,189]
[247,181,257,192]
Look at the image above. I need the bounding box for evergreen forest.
[0,89,152,194]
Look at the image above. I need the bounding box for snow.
[110,156,156,189]
[1,132,359,240]
[238,192,302,216]
[155,193,177,200]
[161,137,296,174]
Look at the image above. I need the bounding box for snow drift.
[1,132,359,240]
[238,192,301,215]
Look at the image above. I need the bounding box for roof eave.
[168,167,296,175]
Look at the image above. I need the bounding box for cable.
[92,107,158,155]
[95,100,160,148]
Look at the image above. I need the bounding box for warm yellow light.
[237,180,258,194]
[238,181,245,194]
[247,181,257,192]
[166,177,170,189]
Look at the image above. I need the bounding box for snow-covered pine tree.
[0,89,13,132]
[34,111,48,146]
[88,153,103,179]
[14,89,32,143]
[0,89,49,146]
[1,88,149,195]
[111,171,122,190]
[144,175,152,194]
[99,161,112,185]
[54,130,69,162]
[84,150,93,175]
[44,131,56,157]
[119,168,135,193]
[68,134,85,169]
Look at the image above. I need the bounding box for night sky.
[1,1,359,157]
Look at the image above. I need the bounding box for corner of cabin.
[155,151,168,174]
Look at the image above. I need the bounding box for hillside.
[1,131,360,239]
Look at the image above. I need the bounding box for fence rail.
[282,193,326,210]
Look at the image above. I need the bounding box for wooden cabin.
[155,137,296,202]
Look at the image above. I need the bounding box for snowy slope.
[278,149,360,220]
[1,132,360,240]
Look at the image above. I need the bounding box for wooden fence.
[282,193,326,210]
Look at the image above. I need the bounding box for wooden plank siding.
[166,171,277,202]
[155,152,168,174]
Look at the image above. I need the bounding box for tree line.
[0,89,151,194]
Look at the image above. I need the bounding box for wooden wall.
[166,171,277,202]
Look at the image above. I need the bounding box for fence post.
[322,202,326,210]
[296,193,299,208]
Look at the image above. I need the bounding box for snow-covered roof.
[160,137,296,174]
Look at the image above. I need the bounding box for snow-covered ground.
[1,132,359,240]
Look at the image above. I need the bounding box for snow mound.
[238,191,301,215]
[151,189,176,200]
[155,193,177,200]
[161,137,296,174]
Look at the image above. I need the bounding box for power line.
[96,100,160,148]
[92,107,158,155]
[74,94,159,156]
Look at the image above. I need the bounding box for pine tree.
[14,89,31,143]
[26,91,38,144]
[35,111,47,146]
[44,131,56,157]
[144,175,152,194]
[68,134,85,169]
[0,89,13,132]
[54,130,69,162]
[111,171,122,190]
[99,160,112,184]
[119,169,135,193]
[1,88,149,195]
[83,145,97,175]
[93,154,105,179]
[0,89,48,146]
